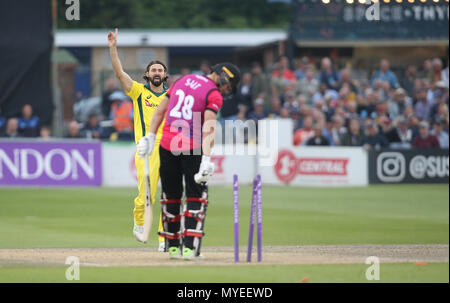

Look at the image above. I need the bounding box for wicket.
[233,174,262,263]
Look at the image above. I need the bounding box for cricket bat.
[142,154,153,243]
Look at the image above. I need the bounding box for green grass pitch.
[0,184,448,283]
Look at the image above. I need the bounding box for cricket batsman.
[108,28,166,251]
[137,63,241,259]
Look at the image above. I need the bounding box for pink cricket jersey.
[161,74,222,152]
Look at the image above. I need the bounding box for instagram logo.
[377,152,406,182]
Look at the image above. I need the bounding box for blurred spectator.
[80,114,103,139]
[430,118,449,149]
[379,116,401,145]
[180,68,190,77]
[200,61,211,76]
[306,123,330,146]
[388,88,412,120]
[442,60,449,89]
[361,121,389,150]
[40,126,51,140]
[340,118,364,147]
[394,116,413,147]
[3,118,20,138]
[248,98,267,125]
[401,65,417,96]
[422,59,433,82]
[109,91,134,140]
[294,56,309,80]
[295,67,319,106]
[267,98,281,118]
[412,121,440,148]
[66,120,80,138]
[271,56,296,99]
[18,104,39,137]
[330,115,347,145]
[293,115,314,146]
[337,69,358,94]
[414,87,434,120]
[251,62,269,108]
[319,57,340,90]
[73,95,102,124]
[312,82,338,107]
[238,72,253,116]
[371,59,399,89]
[101,78,119,119]
[431,58,443,84]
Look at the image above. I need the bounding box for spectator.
[238,72,253,116]
[293,115,314,146]
[407,114,421,140]
[248,97,267,120]
[283,91,299,113]
[199,60,211,76]
[271,56,296,99]
[388,88,412,120]
[414,87,434,121]
[442,59,449,89]
[394,116,414,147]
[18,104,40,137]
[319,57,340,90]
[272,56,297,84]
[101,78,119,120]
[337,69,358,94]
[431,58,443,84]
[294,56,310,80]
[40,126,52,140]
[330,115,347,145]
[379,116,401,145]
[429,81,448,118]
[80,114,103,139]
[306,123,330,146]
[3,118,20,138]
[267,97,281,118]
[401,65,417,96]
[295,67,319,106]
[371,59,399,89]
[361,121,389,150]
[66,120,80,138]
[421,59,433,82]
[251,62,269,108]
[412,121,440,148]
[109,91,134,140]
[431,118,449,149]
[340,118,364,147]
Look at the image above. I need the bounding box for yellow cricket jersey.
[125,81,167,144]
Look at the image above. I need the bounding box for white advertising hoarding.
[259,147,368,187]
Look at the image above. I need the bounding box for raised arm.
[108,28,133,92]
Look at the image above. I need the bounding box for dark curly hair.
[143,60,168,83]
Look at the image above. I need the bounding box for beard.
[149,76,163,87]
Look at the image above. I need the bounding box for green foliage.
[57,0,290,29]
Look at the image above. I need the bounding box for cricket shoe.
[182,248,196,260]
[133,222,146,243]
[158,241,166,252]
[168,247,181,259]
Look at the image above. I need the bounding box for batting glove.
[194,156,215,184]
[137,133,156,158]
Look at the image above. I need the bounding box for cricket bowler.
[107,28,166,251]
[137,63,241,259]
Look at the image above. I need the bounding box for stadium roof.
[55,29,287,48]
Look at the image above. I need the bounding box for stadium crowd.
[0,56,448,150]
